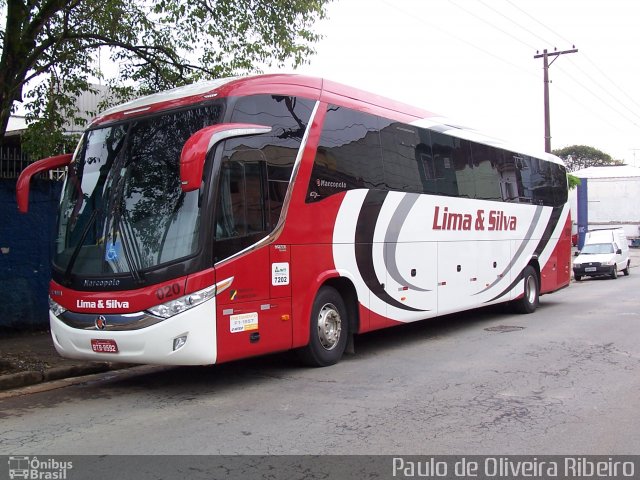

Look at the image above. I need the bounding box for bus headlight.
[147,284,217,319]
[49,296,67,317]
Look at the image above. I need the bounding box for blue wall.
[0,178,62,331]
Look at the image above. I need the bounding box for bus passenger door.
[215,246,292,363]
[212,150,292,363]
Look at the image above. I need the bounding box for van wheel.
[512,266,539,314]
[622,262,630,276]
[298,286,349,367]
[611,267,618,279]
[574,274,582,281]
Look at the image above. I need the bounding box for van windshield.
[580,243,614,255]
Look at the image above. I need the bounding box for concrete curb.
[0,363,121,392]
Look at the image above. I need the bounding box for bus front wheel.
[298,286,349,367]
[512,266,539,314]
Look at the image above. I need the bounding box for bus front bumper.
[49,297,218,365]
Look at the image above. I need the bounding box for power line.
[477,0,551,47]
[447,0,536,50]
[379,0,535,79]
[557,59,640,124]
[579,54,640,112]
[504,0,574,47]
[504,1,640,126]
[379,0,640,154]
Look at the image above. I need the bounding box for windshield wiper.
[62,209,99,286]
[111,204,145,285]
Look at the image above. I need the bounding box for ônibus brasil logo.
[8,456,73,479]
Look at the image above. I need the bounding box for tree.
[0,0,330,158]
[552,145,624,172]
[567,173,581,190]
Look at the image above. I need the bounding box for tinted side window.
[229,94,315,223]
[524,157,555,206]
[380,121,425,193]
[500,152,528,203]
[307,106,383,202]
[551,162,568,205]
[470,142,502,201]
[430,131,474,198]
[213,148,267,262]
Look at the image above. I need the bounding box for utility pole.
[533,47,578,153]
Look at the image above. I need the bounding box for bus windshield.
[54,103,223,279]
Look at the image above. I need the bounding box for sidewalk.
[2,248,639,392]
[0,330,122,391]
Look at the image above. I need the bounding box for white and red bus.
[17,74,571,367]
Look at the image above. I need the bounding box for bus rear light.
[173,334,188,351]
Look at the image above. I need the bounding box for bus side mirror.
[16,153,72,213]
[180,123,272,192]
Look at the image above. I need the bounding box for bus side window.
[229,94,315,223]
[214,147,268,261]
[551,162,568,205]
[497,153,521,202]
[470,141,502,201]
[379,121,424,193]
[430,131,458,197]
[307,105,384,202]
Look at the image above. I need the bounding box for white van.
[573,228,630,280]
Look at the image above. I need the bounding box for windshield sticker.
[230,312,258,333]
[272,262,290,286]
[105,240,122,262]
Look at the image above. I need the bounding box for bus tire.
[298,286,349,367]
[512,266,539,314]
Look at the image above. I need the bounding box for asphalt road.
[1,272,639,455]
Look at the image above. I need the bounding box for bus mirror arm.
[180,123,272,193]
[16,153,72,213]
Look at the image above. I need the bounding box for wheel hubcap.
[316,303,342,350]
[525,275,537,304]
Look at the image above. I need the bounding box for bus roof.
[92,73,563,166]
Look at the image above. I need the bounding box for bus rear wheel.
[512,266,539,314]
[298,286,349,367]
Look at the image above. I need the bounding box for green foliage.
[0,0,330,158]
[567,173,581,190]
[552,145,624,172]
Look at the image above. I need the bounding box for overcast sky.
[271,0,640,166]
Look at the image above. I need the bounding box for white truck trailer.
[570,165,640,247]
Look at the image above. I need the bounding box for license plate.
[585,267,597,272]
[91,339,119,353]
